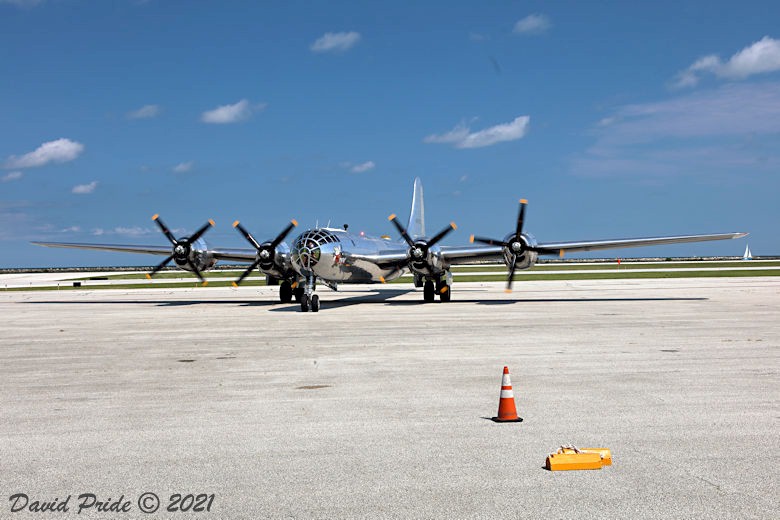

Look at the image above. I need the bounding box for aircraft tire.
[300,294,309,312]
[280,281,293,303]
[424,280,435,303]
[311,294,320,312]
[294,286,304,302]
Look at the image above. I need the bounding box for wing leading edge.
[31,241,259,263]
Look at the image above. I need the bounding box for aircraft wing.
[342,250,410,269]
[31,242,259,263]
[534,232,748,255]
[438,232,748,264]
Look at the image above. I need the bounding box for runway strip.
[1,278,778,518]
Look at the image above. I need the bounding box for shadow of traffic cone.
[492,366,523,423]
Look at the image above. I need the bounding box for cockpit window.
[292,229,340,269]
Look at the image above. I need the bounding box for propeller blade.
[188,261,206,284]
[233,221,262,250]
[506,255,517,293]
[470,235,506,247]
[189,219,215,243]
[147,253,175,278]
[515,199,527,237]
[270,219,298,249]
[151,214,177,244]
[427,222,457,247]
[388,214,414,246]
[233,259,261,287]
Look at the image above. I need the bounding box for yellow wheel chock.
[546,445,612,471]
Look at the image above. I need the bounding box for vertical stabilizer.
[408,177,426,239]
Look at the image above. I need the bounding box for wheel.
[300,294,309,312]
[440,284,451,302]
[311,294,320,312]
[423,280,435,303]
[279,281,293,303]
[294,286,304,302]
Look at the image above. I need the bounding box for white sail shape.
[743,244,753,260]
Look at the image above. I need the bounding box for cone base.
[491,416,523,423]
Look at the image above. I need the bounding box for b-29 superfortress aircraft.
[34,178,747,312]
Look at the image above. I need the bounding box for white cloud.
[424,116,530,149]
[172,161,193,173]
[127,104,160,119]
[310,31,361,53]
[4,138,84,169]
[201,99,265,124]
[573,82,780,177]
[673,36,780,88]
[513,14,551,35]
[114,226,154,237]
[60,226,81,233]
[0,0,43,7]
[72,181,97,194]
[92,226,154,237]
[2,171,23,182]
[350,161,375,173]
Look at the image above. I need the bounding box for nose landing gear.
[299,274,320,312]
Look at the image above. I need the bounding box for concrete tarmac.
[1,278,778,519]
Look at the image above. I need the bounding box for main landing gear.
[423,278,451,303]
[279,279,307,306]
[299,274,320,312]
[279,280,293,303]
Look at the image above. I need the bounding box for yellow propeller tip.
[151,214,159,221]
[231,282,238,288]
[520,199,528,204]
[504,289,513,294]
[291,219,298,227]
[208,219,215,226]
[469,235,475,243]
[450,222,457,230]
[559,249,565,258]
[388,213,396,221]
[232,220,240,228]
[379,276,386,283]
[291,281,298,289]
[440,286,448,293]
[202,281,209,287]
[145,273,152,280]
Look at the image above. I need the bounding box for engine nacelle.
[502,232,538,270]
[258,242,293,278]
[174,238,217,272]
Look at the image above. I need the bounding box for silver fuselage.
[289,228,406,283]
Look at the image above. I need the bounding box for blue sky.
[1,0,778,267]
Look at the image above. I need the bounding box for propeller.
[231,219,298,287]
[469,199,541,293]
[388,213,457,274]
[147,214,214,285]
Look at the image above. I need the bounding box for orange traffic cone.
[492,366,523,423]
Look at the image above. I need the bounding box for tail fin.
[407,177,425,239]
